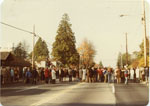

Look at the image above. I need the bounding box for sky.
[0,0,149,68]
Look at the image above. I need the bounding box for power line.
[0,22,34,34]
[0,21,51,46]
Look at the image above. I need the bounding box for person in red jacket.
[97,68,103,82]
[44,67,49,84]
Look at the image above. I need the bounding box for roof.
[0,52,31,67]
[0,52,13,61]
[10,57,31,67]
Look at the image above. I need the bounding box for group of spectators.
[115,67,149,84]
[1,66,20,84]
[0,66,149,85]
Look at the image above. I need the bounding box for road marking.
[112,84,115,93]
[29,82,82,106]
[15,86,39,93]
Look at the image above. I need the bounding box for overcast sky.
[0,0,149,68]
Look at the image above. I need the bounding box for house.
[1,52,14,66]
[0,52,31,67]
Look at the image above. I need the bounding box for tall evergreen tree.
[99,61,104,68]
[13,42,28,59]
[52,13,79,66]
[33,37,49,61]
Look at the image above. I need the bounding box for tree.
[13,41,28,59]
[139,37,149,58]
[117,52,122,68]
[116,52,132,68]
[51,13,79,67]
[131,37,149,67]
[78,38,96,68]
[33,37,49,61]
[99,61,104,68]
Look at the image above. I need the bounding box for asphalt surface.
[115,83,149,106]
[0,81,149,106]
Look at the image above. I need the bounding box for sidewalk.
[1,80,46,88]
[140,81,149,86]
[1,78,79,88]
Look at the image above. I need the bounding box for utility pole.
[0,22,50,67]
[120,45,123,68]
[142,0,147,67]
[32,25,35,69]
[126,33,128,66]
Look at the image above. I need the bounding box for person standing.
[124,68,128,85]
[60,68,64,82]
[116,68,121,84]
[89,67,93,83]
[32,67,38,85]
[59,68,62,82]
[130,68,134,83]
[0,67,3,84]
[107,68,112,83]
[2,67,7,84]
[144,67,149,84]
[72,68,76,81]
[82,68,86,82]
[63,68,67,82]
[25,68,32,84]
[44,67,49,84]
[103,68,108,83]
[37,67,41,82]
[93,68,97,82]
[68,68,73,82]
[97,68,102,82]
[79,68,83,82]
[51,67,56,84]
[76,68,79,81]
[49,68,52,83]
[86,68,90,82]
[121,69,125,83]
[41,68,45,81]
[6,67,11,83]
[22,67,27,83]
[10,67,14,83]
[135,67,140,83]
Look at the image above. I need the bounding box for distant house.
[35,58,57,68]
[35,61,47,68]
[0,52,31,67]
[1,52,14,66]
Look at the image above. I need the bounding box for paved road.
[115,83,149,106]
[0,82,149,106]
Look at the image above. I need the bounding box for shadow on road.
[115,83,149,106]
[1,89,50,96]
[42,103,148,106]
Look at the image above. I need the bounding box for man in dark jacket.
[32,67,38,85]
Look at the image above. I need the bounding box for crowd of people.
[0,65,149,85]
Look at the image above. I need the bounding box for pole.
[142,0,147,67]
[32,25,35,69]
[126,33,128,66]
[121,45,123,68]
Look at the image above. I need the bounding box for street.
[1,0,149,106]
[0,82,149,106]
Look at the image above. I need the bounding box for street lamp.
[119,14,129,17]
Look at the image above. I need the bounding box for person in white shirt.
[82,68,86,82]
[79,68,83,81]
[135,67,140,83]
[51,67,56,84]
[130,68,134,82]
